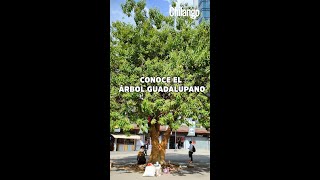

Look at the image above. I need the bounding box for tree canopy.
[110,0,210,135]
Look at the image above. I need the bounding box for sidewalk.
[110,171,210,180]
[110,149,210,177]
[110,149,210,156]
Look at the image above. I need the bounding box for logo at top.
[169,7,200,20]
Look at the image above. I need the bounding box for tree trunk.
[148,122,171,165]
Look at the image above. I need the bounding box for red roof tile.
[195,128,210,134]
[176,125,189,132]
[159,125,189,132]
[132,124,210,134]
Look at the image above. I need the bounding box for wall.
[116,138,136,151]
[193,136,209,150]
[184,136,192,149]
[117,144,135,151]
[135,135,145,151]
[184,136,209,150]
[113,139,117,151]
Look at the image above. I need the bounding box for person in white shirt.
[188,141,194,163]
[144,140,148,156]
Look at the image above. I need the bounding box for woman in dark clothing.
[137,146,146,164]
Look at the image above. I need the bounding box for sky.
[110,0,194,25]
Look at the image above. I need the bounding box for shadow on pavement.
[111,153,210,176]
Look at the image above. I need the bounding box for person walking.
[188,141,195,163]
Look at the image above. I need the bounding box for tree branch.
[161,126,171,147]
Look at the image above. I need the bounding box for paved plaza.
[110,149,210,180]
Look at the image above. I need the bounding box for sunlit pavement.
[110,149,210,180]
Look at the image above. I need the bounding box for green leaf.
[110,0,210,134]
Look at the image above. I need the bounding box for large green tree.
[110,0,210,164]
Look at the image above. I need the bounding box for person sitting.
[137,146,146,164]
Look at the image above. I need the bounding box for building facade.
[195,0,210,24]
[110,124,144,152]
[111,124,210,151]
[157,124,210,151]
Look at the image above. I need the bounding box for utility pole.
[174,130,177,152]
[173,0,177,31]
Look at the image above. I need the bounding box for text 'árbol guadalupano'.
[119,77,206,93]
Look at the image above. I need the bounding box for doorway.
[169,136,175,149]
